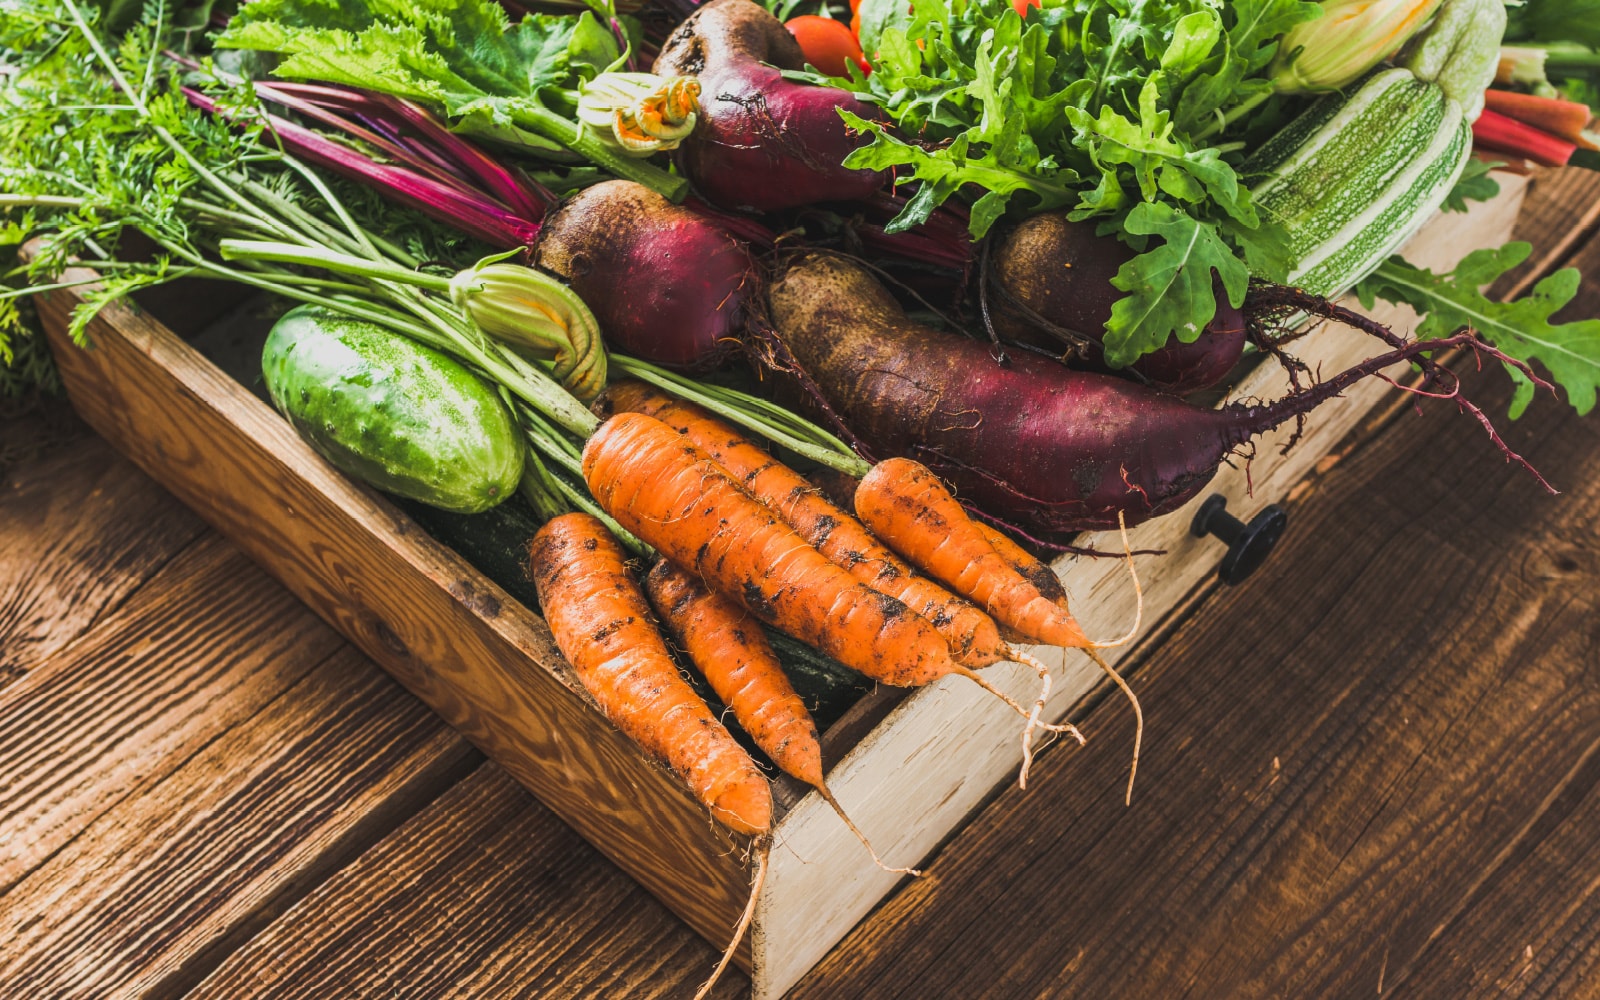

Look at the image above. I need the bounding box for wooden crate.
[38,176,1527,999]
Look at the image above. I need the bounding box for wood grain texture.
[1491,168,1600,299]
[36,273,756,966]
[0,534,343,895]
[0,645,475,999]
[0,429,206,690]
[788,262,1600,1000]
[190,764,745,1000]
[747,178,1532,1000]
[1368,208,1600,1000]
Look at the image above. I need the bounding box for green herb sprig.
[824,0,1318,363]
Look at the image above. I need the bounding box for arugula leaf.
[833,0,1310,361]
[1441,157,1501,213]
[838,110,1075,235]
[1172,0,1320,132]
[1105,201,1250,366]
[1064,76,1259,227]
[1355,245,1600,416]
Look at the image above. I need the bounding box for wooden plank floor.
[2,168,1598,999]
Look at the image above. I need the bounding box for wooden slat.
[189,764,744,1000]
[1365,220,1600,999]
[0,431,206,690]
[0,641,476,998]
[1380,747,1600,998]
[0,534,342,894]
[37,267,756,963]
[787,285,1600,996]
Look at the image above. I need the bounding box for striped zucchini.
[1244,0,1502,298]
[1245,69,1463,297]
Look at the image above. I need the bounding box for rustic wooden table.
[3,168,1597,1000]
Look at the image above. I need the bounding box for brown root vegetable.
[534,180,756,370]
[654,0,885,212]
[769,252,1540,538]
[991,211,1247,395]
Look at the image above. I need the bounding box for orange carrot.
[529,513,771,1000]
[645,558,822,785]
[585,413,1079,789]
[583,413,959,687]
[856,457,1145,801]
[528,513,773,836]
[976,522,1069,608]
[645,558,918,874]
[601,381,1008,668]
[857,457,1089,648]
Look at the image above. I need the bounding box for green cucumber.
[263,304,524,513]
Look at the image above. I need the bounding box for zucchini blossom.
[1271,0,1446,92]
[577,72,700,157]
[450,256,607,402]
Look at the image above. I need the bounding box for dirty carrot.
[975,521,1070,641]
[646,558,919,875]
[528,513,770,1000]
[582,413,1063,748]
[583,412,957,686]
[594,386,1077,770]
[600,381,1009,668]
[857,458,1091,648]
[856,457,1144,802]
[528,512,773,835]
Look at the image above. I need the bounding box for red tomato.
[786,15,871,77]
[1012,0,1040,15]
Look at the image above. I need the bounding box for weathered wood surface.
[788,183,1600,1000]
[0,165,1594,1000]
[0,409,206,690]
[36,274,758,960]
[0,653,473,999]
[189,764,742,1000]
[0,533,342,894]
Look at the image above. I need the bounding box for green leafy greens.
[830,0,1318,363]
[1356,246,1600,417]
[215,0,689,199]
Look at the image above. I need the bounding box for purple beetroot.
[990,212,1247,395]
[654,0,886,212]
[769,253,1543,540]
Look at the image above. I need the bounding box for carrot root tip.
[1087,511,1144,650]
[1085,647,1142,807]
[693,837,771,1000]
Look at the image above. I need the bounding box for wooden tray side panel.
[751,178,1531,1000]
[37,285,754,965]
